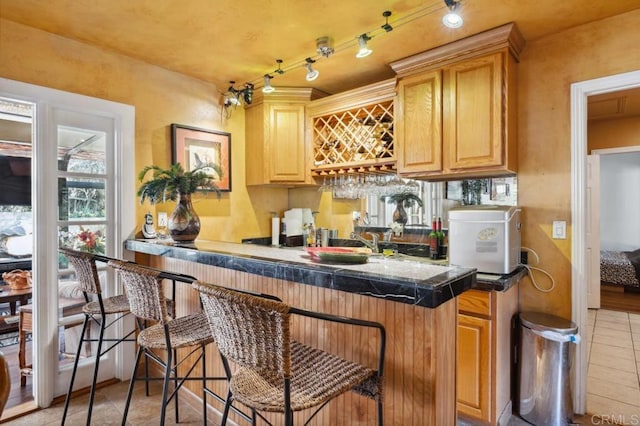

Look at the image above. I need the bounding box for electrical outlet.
[352,211,361,221]
[552,220,566,239]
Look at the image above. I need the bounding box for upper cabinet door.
[268,103,306,182]
[396,70,443,175]
[444,52,504,171]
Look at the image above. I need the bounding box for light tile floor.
[585,309,640,424]
[3,380,206,425]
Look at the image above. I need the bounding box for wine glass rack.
[311,99,395,176]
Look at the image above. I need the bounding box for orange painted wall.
[0,18,289,242]
[588,116,640,152]
[517,9,640,318]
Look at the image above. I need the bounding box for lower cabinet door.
[457,313,492,423]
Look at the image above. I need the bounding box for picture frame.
[171,124,231,192]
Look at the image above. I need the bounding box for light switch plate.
[552,220,566,239]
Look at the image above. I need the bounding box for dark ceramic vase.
[392,203,408,225]
[168,193,200,242]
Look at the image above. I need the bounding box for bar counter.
[125,238,476,425]
[124,239,476,308]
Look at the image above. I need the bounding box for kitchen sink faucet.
[350,231,379,253]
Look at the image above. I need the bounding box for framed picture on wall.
[171,124,231,192]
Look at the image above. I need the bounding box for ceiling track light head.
[356,33,373,58]
[304,57,319,81]
[316,36,335,57]
[442,0,463,28]
[381,11,393,32]
[262,74,275,93]
[242,82,254,104]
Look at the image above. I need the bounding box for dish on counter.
[304,246,371,264]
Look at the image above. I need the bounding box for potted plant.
[381,191,423,225]
[137,163,222,242]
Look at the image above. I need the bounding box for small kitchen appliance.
[448,206,522,274]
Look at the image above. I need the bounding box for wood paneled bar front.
[125,239,476,425]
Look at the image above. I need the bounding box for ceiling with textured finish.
[1,0,639,96]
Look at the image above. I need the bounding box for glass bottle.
[429,216,438,259]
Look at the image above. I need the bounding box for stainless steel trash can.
[518,312,580,426]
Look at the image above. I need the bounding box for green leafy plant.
[137,163,222,204]
[381,191,424,209]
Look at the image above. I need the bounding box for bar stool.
[192,280,386,426]
[59,248,135,426]
[108,260,214,426]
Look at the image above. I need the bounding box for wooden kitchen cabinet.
[395,69,443,174]
[457,283,519,425]
[245,88,326,186]
[392,22,524,180]
[458,312,491,421]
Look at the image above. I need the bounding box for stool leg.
[86,314,106,426]
[159,349,172,426]
[122,345,143,426]
[61,315,90,426]
[201,344,207,423]
[173,347,179,423]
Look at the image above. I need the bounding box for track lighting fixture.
[222,81,254,119]
[223,81,254,108]
[356,34,372,58]
[381,11,393,32]
[262,74,275,93]
[239,4,465,95]
[442,0,463,28]
[304,58,319,81]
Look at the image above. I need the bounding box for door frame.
[0,77,135,407]
[570,70,640,414]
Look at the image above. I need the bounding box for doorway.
[0,77,136,412]
[570,70,640,415]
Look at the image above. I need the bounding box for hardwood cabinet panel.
[444,52,503,171]
[457,313,491,422]
[396,70,443,174]
[245,88,324,186]
[268,103,306,182]
[458,288,492,317]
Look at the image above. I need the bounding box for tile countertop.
[124,239,476,309]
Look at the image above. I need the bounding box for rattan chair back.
[194,281,291,378]
[109,260,171,324]
[59,247,102,295]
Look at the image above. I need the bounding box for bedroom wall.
[600,152,640,251]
